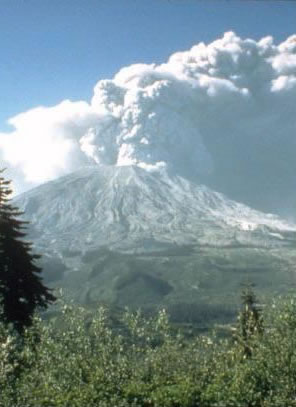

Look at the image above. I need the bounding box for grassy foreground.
[1,295,296,407]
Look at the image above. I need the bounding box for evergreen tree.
[0,169,55,332]
[234,282,263,357]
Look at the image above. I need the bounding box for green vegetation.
[1,292,296,406]
[55,244,296,330]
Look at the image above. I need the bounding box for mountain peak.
[14,165,296,255]
[12,166,296,308]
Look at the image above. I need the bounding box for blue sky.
[1,0,295,131]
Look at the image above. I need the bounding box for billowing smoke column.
[0,32,296,215]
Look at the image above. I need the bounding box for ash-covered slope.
[13,166,296,314]
[14,165,296,255]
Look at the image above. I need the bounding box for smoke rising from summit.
[1,32,295,215]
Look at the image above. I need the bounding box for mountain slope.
[15,165,296,253]
[13,166,296,320]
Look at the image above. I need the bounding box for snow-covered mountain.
[13,165,296,311]
[15,165,296,255]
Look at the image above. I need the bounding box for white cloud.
[0,32,295,215]
[0,100,103,185]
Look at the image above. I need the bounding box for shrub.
[1,294,296,406]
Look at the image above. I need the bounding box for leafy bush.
[1,294,296,406]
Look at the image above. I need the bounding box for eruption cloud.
[1,32,296,215]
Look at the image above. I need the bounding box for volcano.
[14,166,296,319]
